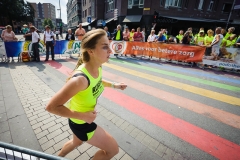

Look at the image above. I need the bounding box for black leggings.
[45,41,54,60]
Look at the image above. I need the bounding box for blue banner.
[4,40,81,57]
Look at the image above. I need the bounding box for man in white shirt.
[30,26,40,62]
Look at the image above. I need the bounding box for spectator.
[176,30,184,43]
[55,29,60,40]
[147,30,156,59]
[208,27,223,60]
[141,28,146,42]
[112,25,123,41]
[168,36,177,44]
[194,30,205,45]
[133,27,143,42]
[156,31,166,43]
[224,27,235,40]
[222,34,237,48]
[22,24,29,34]
[43,25,56,61]
[65,29,75,41]
[123,27,130,41]
[112,25,123,57]
[30,26,40,62]
[75,23,86,41]
[236,36,240,48]
[104,26,111,40]
[129,29,135,42]
[1,25,18,62]
[204,29,214,56]
[182,31,191,45]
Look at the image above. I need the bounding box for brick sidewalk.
[0,61,186,160]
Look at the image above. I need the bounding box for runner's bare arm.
[102,79,127,90]
[46,76,96,123]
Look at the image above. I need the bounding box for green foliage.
[42,19,54,29]
[0,0,35,25]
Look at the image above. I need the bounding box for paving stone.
[41,139,55,151]
[37,110,49,118]
[155,143,167,157]
[39,136,48,145]
[105,112,116,121]
[124,124,135,134]
[0,113,7,122]
[53,131,70,143]
[61,119,68,126]
[76,152,90,160]
[32,122,43,130]
[25,109,34,115]
[48,123,63,133]
[36,129,49,139]
[114,148,125,160]
[0,131,12,143]
[26,112,33,117]
[44,147,56,155]
[102,110,111,118]
[55,116,66,123]
[61,124,70,132]
[34,127,42,135]
[0,121,9,134]
[78,142,92,153]
[29,120,38,126]
[41,121,56,130]
[100,108,108,115]
[53,138,69,152]
[111,116,120,124]
[119,121,130,131]
[28,115,38,121]
[115,118,125,127]
[120,154,133,160]
[173,153,185,160]
[148,138,159,152]
[47,128,63,140]
[65,148,81,160]
[141,135,153,147]
[129,127,140,138]
[41,116,56,125]
[135,131,147,142]
[86,146,99,158]
[162,148,176,160]
[37,114,51,122]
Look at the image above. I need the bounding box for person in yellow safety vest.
[204,29,214,46]
[162,29,168,39]
[194,30,205,45]
[129,28,135,41]
[221,27,236,46]
[176,30,184,43]
[221,34,237,48]
[195,27,207,38]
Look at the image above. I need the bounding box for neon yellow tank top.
[204,36,214,45]
[69,65,104,124]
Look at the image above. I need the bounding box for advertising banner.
[202,48,240,69]
[4,40,81,57]
[110,41,206,62]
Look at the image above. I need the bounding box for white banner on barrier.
[202,48,240,69]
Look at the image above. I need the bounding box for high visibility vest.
[204,36,214,45]
[129,32,134,41]
[176,34,183,42]
[195,36,204,45]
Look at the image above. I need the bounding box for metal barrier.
[0,141,68,160]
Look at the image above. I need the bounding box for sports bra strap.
[72,73,90,86]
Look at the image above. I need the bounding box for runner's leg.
[58,133,83,157]
[87,126,119,160]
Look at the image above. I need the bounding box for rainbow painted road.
[43,57,240,160]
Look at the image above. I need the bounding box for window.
[222,3,232,13]
[198,0,204,10]
[160,0,164,6]
[89,7,91,16]
[85,10,87,18]
[82,11,84,18]
[165,0,182,8]
[208,0,214,11]
[107,0,114,12]
[128,0,144,9]
[184,0,189,8]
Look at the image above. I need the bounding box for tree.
[42,18,54,29]
[0,0,35,26]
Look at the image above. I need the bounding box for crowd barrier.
[1,40,240,70]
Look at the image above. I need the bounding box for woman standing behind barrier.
[46,29,127,160]
[204,29,214,56]
[44,25,56,61]
[1,25,18,62]
[147,30,156,59]
[65,29,75,41]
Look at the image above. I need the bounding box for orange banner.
[110,41,206,62]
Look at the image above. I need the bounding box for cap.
[199,30,204,33]
[23,24,27,27]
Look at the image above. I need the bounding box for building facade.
[104,0,240,36]
[29,2,56,31]
[66,0,82,29]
